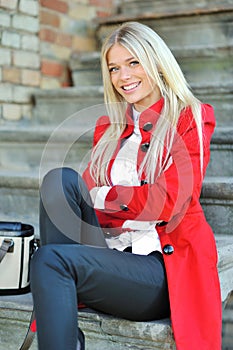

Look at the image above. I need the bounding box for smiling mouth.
[122,82,140,91]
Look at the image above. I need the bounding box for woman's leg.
[35,167,106,349]
[30,244,170,350]
[33,167,169,349]
[39,167,107,247]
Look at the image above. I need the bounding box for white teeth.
[122,82,139,91]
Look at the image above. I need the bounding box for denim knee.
[30,245,61,290]
[41,167,78,191]
[40,167,84,204]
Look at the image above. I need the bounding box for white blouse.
[93,107,162,255]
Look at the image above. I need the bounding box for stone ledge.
[201,177,233,201]
[33,86,104,99]
[0,235,232,349]
[71,45,233,66]
[116,0,233,18]
[0,299,174,350]
[96,5,233,25]
[79,311,174,350]
[215,235,233,302]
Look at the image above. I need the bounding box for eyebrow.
[108,56,136,66]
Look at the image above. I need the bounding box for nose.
[120,66,131,80]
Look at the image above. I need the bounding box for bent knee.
[41,167,78,187]
[30,245,59,285]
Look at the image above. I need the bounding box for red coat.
[82,98,222,350]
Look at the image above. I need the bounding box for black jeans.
[30,167,170,350]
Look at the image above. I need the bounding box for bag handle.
[0,222,22,231]
[19,309,36,350]
[0,238,14,263]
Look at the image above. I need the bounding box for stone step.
[120,0,233,15]
[194,85,233,127]
[0,234,232,350]
[97,8,233,50]
[33,86,104,126]
[207,126,233,177]
[200,177,233,236]
[32,85,232,128]
[176,46,232,89]
[71,45,233,91]
[0,171,232,236]
[0,122,232,175]
[0,123,95,173]
[222,292,233,350]
[70,51,102,87]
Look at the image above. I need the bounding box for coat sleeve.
[96,104,216,226]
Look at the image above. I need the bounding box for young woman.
[30,22,222,350]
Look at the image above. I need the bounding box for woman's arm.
[92,105,215,224]
[83,104,215,229]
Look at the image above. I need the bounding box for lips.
[122,82,140,91]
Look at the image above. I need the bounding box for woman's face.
[107,43,161,112]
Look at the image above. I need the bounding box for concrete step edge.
[70,45,233,69]
[0,171,232,195]
[32,84,233,100]
[0,170,39,189]
[0,124,94,143]
[211,127,233,144]
[96,5,233,25]
[0,124,232,144]
[201,177,233,200]
[33,86,104,99]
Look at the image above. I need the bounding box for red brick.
[62,81,70,87]
[40,0,68,14]
[96,10,112,17]
[39,28,57,43]
[62,67,72,87]
[41,60,65,77]
[89,0,113,7]
[56,32,72,47]
[40,10,60,28]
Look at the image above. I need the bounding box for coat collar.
[122,98,164,139]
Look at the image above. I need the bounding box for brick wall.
[0,0,40,121]
[39,0,116,89]
[0,0,116,122]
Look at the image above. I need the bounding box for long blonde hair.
[90,21,203,185]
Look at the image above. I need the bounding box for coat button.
[157,221,167,227]
[120,204,129,211]
[141,143,150,152]
[140,179,148,185]
[143,122,153,132]
[163,244,174,255]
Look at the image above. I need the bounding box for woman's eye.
[130,60,139,66]
[109,66,118,73]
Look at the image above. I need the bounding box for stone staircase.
[0,0,233,348]
[0,87,105,235]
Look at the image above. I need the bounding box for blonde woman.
[30,22,221,350]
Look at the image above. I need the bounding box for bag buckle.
[0,238,14,263]
[4,238,14,253]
